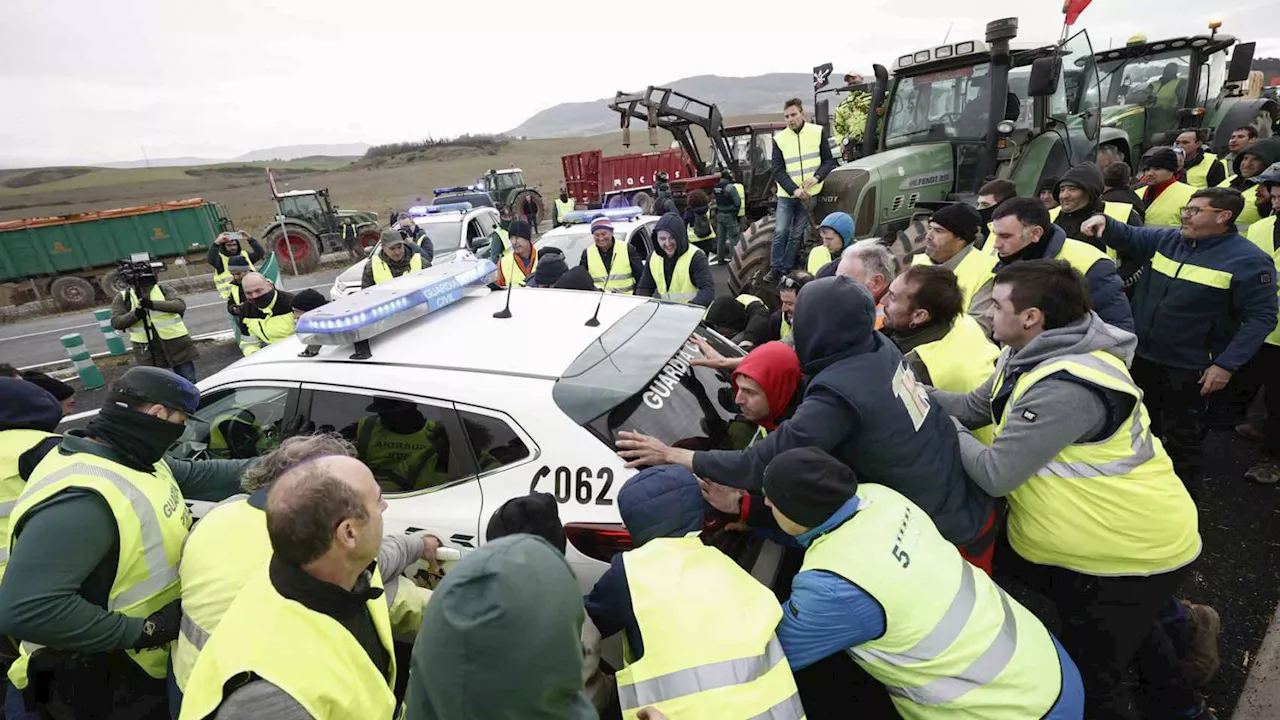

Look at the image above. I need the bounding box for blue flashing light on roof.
[418,202,473,215]
[296,259,497,347]
[406,205,431,217]
[560,206,645,226]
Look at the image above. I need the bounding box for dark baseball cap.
[110,367,200,415]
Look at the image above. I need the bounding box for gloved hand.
[134,598,181,649]
[138,296,154,310]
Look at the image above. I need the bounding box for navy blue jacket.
[692,276,991,545]
[583,466,708,661]
[1,377,64,480]
[994,225,1135,333]
[1100,217,1277,371]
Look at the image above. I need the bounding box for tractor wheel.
[1251,106,1276,141]
[99,270,130,297]
[264,224,322,274]
[1096,143,1126,170]
[50,276,97,309]
[358,228,381,252]
[512,190,545,228]
[728,216,777,300]
[885,214,931,270]
[631,191,654,214]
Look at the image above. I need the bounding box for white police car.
[536,206,660,266]
[328,202,501,299]
[172,260,781,592]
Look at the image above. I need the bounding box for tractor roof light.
[996,120,1016,135]
[934,45,954,59]
[1208,17,1223,31]
[954,41,977,55]
[913,50,931,63]
[897,54,915,69]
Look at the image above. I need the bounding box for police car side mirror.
[468,236,487,250]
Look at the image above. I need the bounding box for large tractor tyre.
[264,224,322,275]
[50,276,98,309]
[512,190,545,230]
[358,228,381,252]
[99,270,130,297]
[630,191,654,214]
[728,216,777,300]
[885,214,931,270]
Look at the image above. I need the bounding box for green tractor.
[480,168,544,230]
[1092,22,1277,170]
[729,18,1107,296]
[262,188,381,274]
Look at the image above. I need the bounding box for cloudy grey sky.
[1,0,1276,166]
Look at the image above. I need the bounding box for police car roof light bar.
[432,186,474,196]
[560,206,645,225]
[413,202,473,216]
[295,259,498,354]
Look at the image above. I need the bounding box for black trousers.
[1240,343,1280,460]
[1130,356,1207,488]
[994,536,1197,720]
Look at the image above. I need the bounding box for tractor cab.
[276,189,338,233]
[1093,23,1274,167]
[481,168,527,201]
[480,168,543,229]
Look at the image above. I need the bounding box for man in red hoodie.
[729,341,802,443]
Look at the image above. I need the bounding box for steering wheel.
[936,112,964,126]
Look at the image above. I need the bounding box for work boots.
[1179,601,1222,687]
[1244,458,1280,485]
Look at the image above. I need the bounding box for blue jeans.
[170,361,197,384]
[5,681,37,720]
[770,196,810,274]
[716,214,742,258]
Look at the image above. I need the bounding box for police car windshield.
[553,303,747,452]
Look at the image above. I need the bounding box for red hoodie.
[731,342,801,431]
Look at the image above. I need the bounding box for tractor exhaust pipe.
[975,17,1018,188]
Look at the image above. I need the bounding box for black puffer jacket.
[635,213,715,306]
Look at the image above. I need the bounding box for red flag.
[267,168,279,199]
[1063,0,1092,25]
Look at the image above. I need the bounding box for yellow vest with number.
[8,451,190,689]
[499,249,536,288]
[1050,202,1133,260]
[242,292,296,354]
[371,252,422,285]
[991,350,1201,575]
[617,534,804,720]
[1248,216,1280,346]
[914,315,999,444]
[1184,152,1223,189]
[803,484,1065,719]
[214,251,255,299]
[587,243,636,293]
[554,197,574,221]
[911,246,999,314]
[807,245,833,275]
[650,247,698,303]
[0,429,57,584]
[774,123,825,198]
[179,564,397,720]
[124,285,190,343]
[1141,181,1197,227]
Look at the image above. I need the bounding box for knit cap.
[590,216,613,234]
[763,447,859,529]
[928,204,983,244]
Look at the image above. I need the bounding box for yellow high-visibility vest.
[617,534,803,719]
[1141,181,1197,227]
[991,350,1202,575]
[911,246,998,315]
[1247,215,1280,346]
[123,285,190,344]
[0,429,57,584]
[241,292,296,356]
[587,243,636,293]
[650,247,699,303]
[371,252,423,285]
[733,183,746,217]
[780,313,793,340]
[807,245,833,275]
[1054,237,1114,279]
[1184,152,1224,189]
[8,451,190,689]
[355,416,447,492]
[1050,201,1134,259]
[213,251,255,299]
[554,197,575,222]
[914,315,999,444]
[179,565,397,720]
[803,483,1066,718]
[774,123,826,198]
[1153,77,1181,107]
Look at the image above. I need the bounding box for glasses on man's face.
[1179,205,1221,217]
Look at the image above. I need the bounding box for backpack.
[692,210,713,239]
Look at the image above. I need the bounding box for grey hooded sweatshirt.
[929,311,1139,497]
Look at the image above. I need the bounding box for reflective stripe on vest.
[1184,152,1222,189]
[803,484,1065,717]
[8,455,189,688]
[178,565,397,720]
[774,123,825,198]
[616,534,803,719]
[1141,181,1197,227]
[913,315,999,445]
[123,285,189,343]
[990,351,1202,575]
[650,247,699,303]
[1246,216,1280,346]
[807,245,833,275]
[0,429,57,584]
[587,243,636,293]
[1049,202,1131,261]
[214,251,255,299]
[243,292,296,347]
[500,249,536,288]
[371,252,423,285]
[1150,251,1233,289]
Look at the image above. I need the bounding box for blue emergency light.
[296,259,497,347]
[432,185,482,196]
[416,202,473,216]
[560,206,645,226]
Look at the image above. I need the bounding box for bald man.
[180,455,403,719]
[236,273,298,356]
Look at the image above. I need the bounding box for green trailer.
[0,198,232,309]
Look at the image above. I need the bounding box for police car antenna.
[493,272,515,319]
[584,287,605,327]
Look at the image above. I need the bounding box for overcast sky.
[1,0,1276,166]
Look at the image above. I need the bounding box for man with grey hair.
[171,435,437,717]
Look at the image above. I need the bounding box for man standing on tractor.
[831,72,871,159]
[1176,130,1228,189]
[765,98,837,284]
[207,231,265,300]
[712,169,743,265]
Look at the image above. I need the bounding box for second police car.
[175,251,783,594]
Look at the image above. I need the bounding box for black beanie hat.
[928,204,983,244]
[485,492,567,554]
[763,447,858,529]
[21,370,75,401]
[704,296,749,335]
[292,288,328,312]
[533,250,568,287]
[227,255,251,271]
[1142,147,1180,174]
[507,219,533,241]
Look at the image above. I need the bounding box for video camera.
[116,252,165,289]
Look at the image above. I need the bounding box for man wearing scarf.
[236,272,298,356]
[0,368,251,719]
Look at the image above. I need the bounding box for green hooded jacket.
[403,534,598,720]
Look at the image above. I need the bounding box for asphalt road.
[3,266,348,369]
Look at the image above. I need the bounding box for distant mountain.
[93,156,224,169]
[231,143,371,162]
[507,74,811,138]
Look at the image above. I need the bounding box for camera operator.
[110,262,198,383]
[207,231,265,300]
